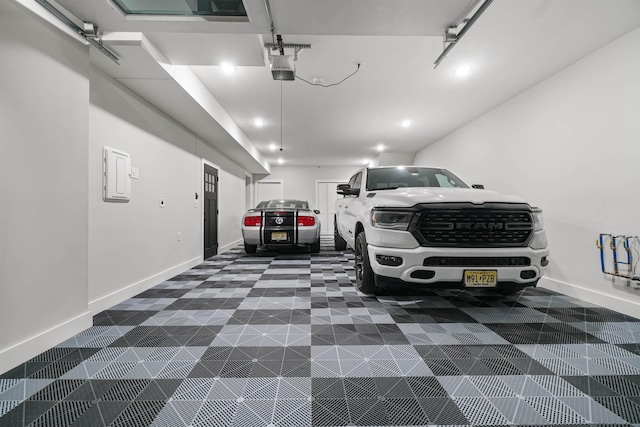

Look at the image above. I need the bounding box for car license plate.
[271,231,287,241]
[464,270,497,287]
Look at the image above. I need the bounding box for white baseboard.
[539,277,640,318]
[89,256,202,315]
[219,239,242,254]
[0,311,92,375]
[1,253,227,375]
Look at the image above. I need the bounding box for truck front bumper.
[367,244,549,289]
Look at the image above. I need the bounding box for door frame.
[315,179,348,236]
[202,159,220,260]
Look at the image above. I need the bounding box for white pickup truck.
[334,166,549,294]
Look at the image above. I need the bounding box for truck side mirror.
[472,184,485,189]
[337,183,351,195]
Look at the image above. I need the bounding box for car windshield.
[255,199,310,209]
[366,167,469,190]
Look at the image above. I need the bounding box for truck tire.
[355,232,379,294]
[310,239,321,253]
[334,217,347,250]
[244,243,257,254]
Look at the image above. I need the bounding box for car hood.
[366,187,527,207]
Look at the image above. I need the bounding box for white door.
[317,181,342,235]
[256,181,283,204]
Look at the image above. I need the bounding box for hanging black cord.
[295,63,361,88]
[280,78,283,151]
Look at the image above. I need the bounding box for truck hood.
[367,187,527,207]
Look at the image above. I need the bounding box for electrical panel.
[103,146,131,202]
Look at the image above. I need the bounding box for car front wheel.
[354,232,379,294]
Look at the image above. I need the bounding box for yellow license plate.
[464,270,497,287]
[271,232,287,241]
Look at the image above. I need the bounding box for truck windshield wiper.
[373,186,400,190]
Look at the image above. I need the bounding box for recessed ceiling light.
[254,118,265,127]
[363,158,370,164]
[376,144,385,152]
[278,158,284,164]
[269,143,277,151]
[401,120,411,128]
[221,62,236,74]
[453,64,473,78]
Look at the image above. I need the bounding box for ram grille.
[414,206,533,247]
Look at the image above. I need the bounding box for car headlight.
[371,209,414,231]
[532,208,544,231]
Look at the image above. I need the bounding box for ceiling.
[53,0,640,172]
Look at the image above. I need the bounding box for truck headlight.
[371,209,414,231]
[532,208,544,231]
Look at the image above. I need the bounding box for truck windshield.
[366,167,469,190]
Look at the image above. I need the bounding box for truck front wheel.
[355,232,379,294]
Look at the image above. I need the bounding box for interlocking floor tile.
[2,236,640,426]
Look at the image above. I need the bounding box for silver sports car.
[241,199,321,254]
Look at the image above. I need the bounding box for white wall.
[0,1,250,373]
[0,1,92,372]
[89,68,248,313]
[414,27,640,316]
[372,152,416,167]
[263,165,356,208]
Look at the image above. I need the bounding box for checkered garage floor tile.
[2,236,640,426]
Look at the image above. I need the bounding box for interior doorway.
[316,181,343,236]
[204,164,218,259]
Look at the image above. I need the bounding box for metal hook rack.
[596,233,640,281]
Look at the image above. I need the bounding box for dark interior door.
[204,164,218,259]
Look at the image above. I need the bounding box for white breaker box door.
[103,146,131,202]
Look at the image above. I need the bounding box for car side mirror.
[472,184,485,189]
[314,209,320,214]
